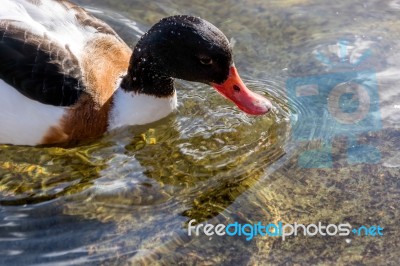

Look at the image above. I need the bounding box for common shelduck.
[0,0,272,146]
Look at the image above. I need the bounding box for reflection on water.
[1,0,399,265]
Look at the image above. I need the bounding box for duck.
[0,0,272,146]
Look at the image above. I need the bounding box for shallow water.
[1,0,399,265]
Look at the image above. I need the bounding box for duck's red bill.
[211,67,272,115]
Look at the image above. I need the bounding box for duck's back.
[1,0,119,57]
[0,0,132,145]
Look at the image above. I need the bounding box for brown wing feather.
[58,0,121,37]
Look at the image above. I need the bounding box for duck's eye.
[199,56,213,65]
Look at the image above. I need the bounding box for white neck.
[108,87,178,130]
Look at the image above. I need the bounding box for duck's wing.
[0,21,84,106]
[0,0,121,107]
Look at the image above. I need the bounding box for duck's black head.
[121,15,271,115]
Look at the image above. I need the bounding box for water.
[0,0,399,265]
